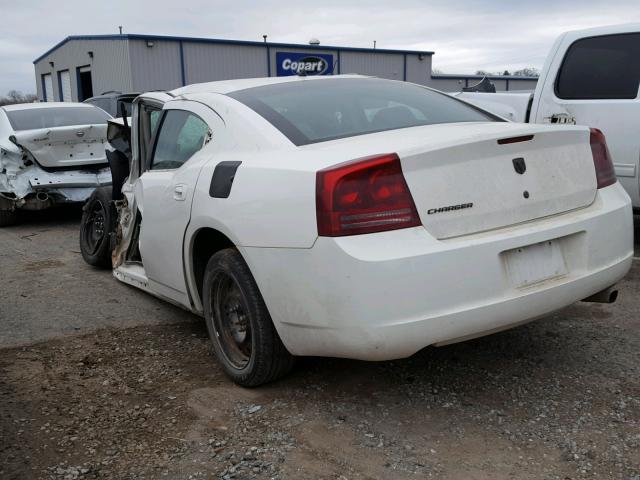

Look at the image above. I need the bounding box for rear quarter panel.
[188,156,318,249]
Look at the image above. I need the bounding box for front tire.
[203,249,294,387]
[79,187,114,268]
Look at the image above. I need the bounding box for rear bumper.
[242,183,633,360]
[0,165,111,210]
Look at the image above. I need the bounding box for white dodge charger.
[80,75,634,386]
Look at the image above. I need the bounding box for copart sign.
[276,52,334,76]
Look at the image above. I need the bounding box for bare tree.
[512,67,540,77]
[0,90,38,107]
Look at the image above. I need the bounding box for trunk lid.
[402,126,597,238]
[304,123,597,239]
[11,124,108,169]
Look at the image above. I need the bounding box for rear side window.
[150,110,209,170]
[229,78,499,146]
[556,33,640,100]
[6,106,111,131]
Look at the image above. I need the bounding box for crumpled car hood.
[11,124,108,169]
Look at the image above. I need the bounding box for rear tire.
[0,209,17,227]
[203,248,295,387]
[79,187,114,268]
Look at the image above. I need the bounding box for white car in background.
[80,75,633,386]
[455,23,640,209]
[0,102,112,226]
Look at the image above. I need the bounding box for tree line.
[475,67,539,77]
[431,67,539,77]
[0,90,38,107]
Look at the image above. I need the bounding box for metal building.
[33,34,538,102]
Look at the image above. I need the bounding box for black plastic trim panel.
[209,161,242,198]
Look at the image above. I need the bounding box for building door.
[59,70,72,101]
[77,66,93,101]
[42,74,53,102]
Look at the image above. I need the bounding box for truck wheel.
[0,209,17,227]
[203,248,295,387]
[79,187,114,268]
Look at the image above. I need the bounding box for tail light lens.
[589,128,616,189]
[316,153,421,236]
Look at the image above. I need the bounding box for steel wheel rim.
[82,200,106,255]
[210,272,252,369]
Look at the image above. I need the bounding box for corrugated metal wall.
[427,77,467,92]
[34,39,132,101]
[340,51,404,81]
[405,55,431,85]
[184,43,267,84]
[128,40,183,91]
[33,37,538,98]
[505,79,538,91]
[428,76,538,92]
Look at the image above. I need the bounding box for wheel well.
[191,228,235,304]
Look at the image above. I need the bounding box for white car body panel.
[243,183,632,359]
[0,102,111,210]
[108,75,633,361]
[300,123,598,239]
[451,24,640,208]
[137,100,224,305]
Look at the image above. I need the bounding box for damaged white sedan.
[79,76,633,386]
[0,102,112,225]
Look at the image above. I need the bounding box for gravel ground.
[0,208,195,349]
[1,209,639,479]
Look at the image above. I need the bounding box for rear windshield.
[228,78,500,145]
[6,106,111,131]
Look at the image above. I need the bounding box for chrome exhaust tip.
[582,286,618,304]
[36,192,49,202]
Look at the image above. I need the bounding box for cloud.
[1,0,639,94]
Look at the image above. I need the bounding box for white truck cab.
[455,24,640,208]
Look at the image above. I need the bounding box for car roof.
[564,22,640,38]
[1,102,99,112]
[171,74,368,98]
[86,92,139,100]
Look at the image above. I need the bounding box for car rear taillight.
[589,128,616,189]
[316,153,421,237]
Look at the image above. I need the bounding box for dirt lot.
[1,209,639,480]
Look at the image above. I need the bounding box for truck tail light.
[316,153,421,237]
[590,128,616,189]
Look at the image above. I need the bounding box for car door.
[533,31,640,206]
[136,100,221,305]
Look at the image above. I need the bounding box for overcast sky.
[1,0,639,94]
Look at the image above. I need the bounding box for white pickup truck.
[455,24,640,209]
